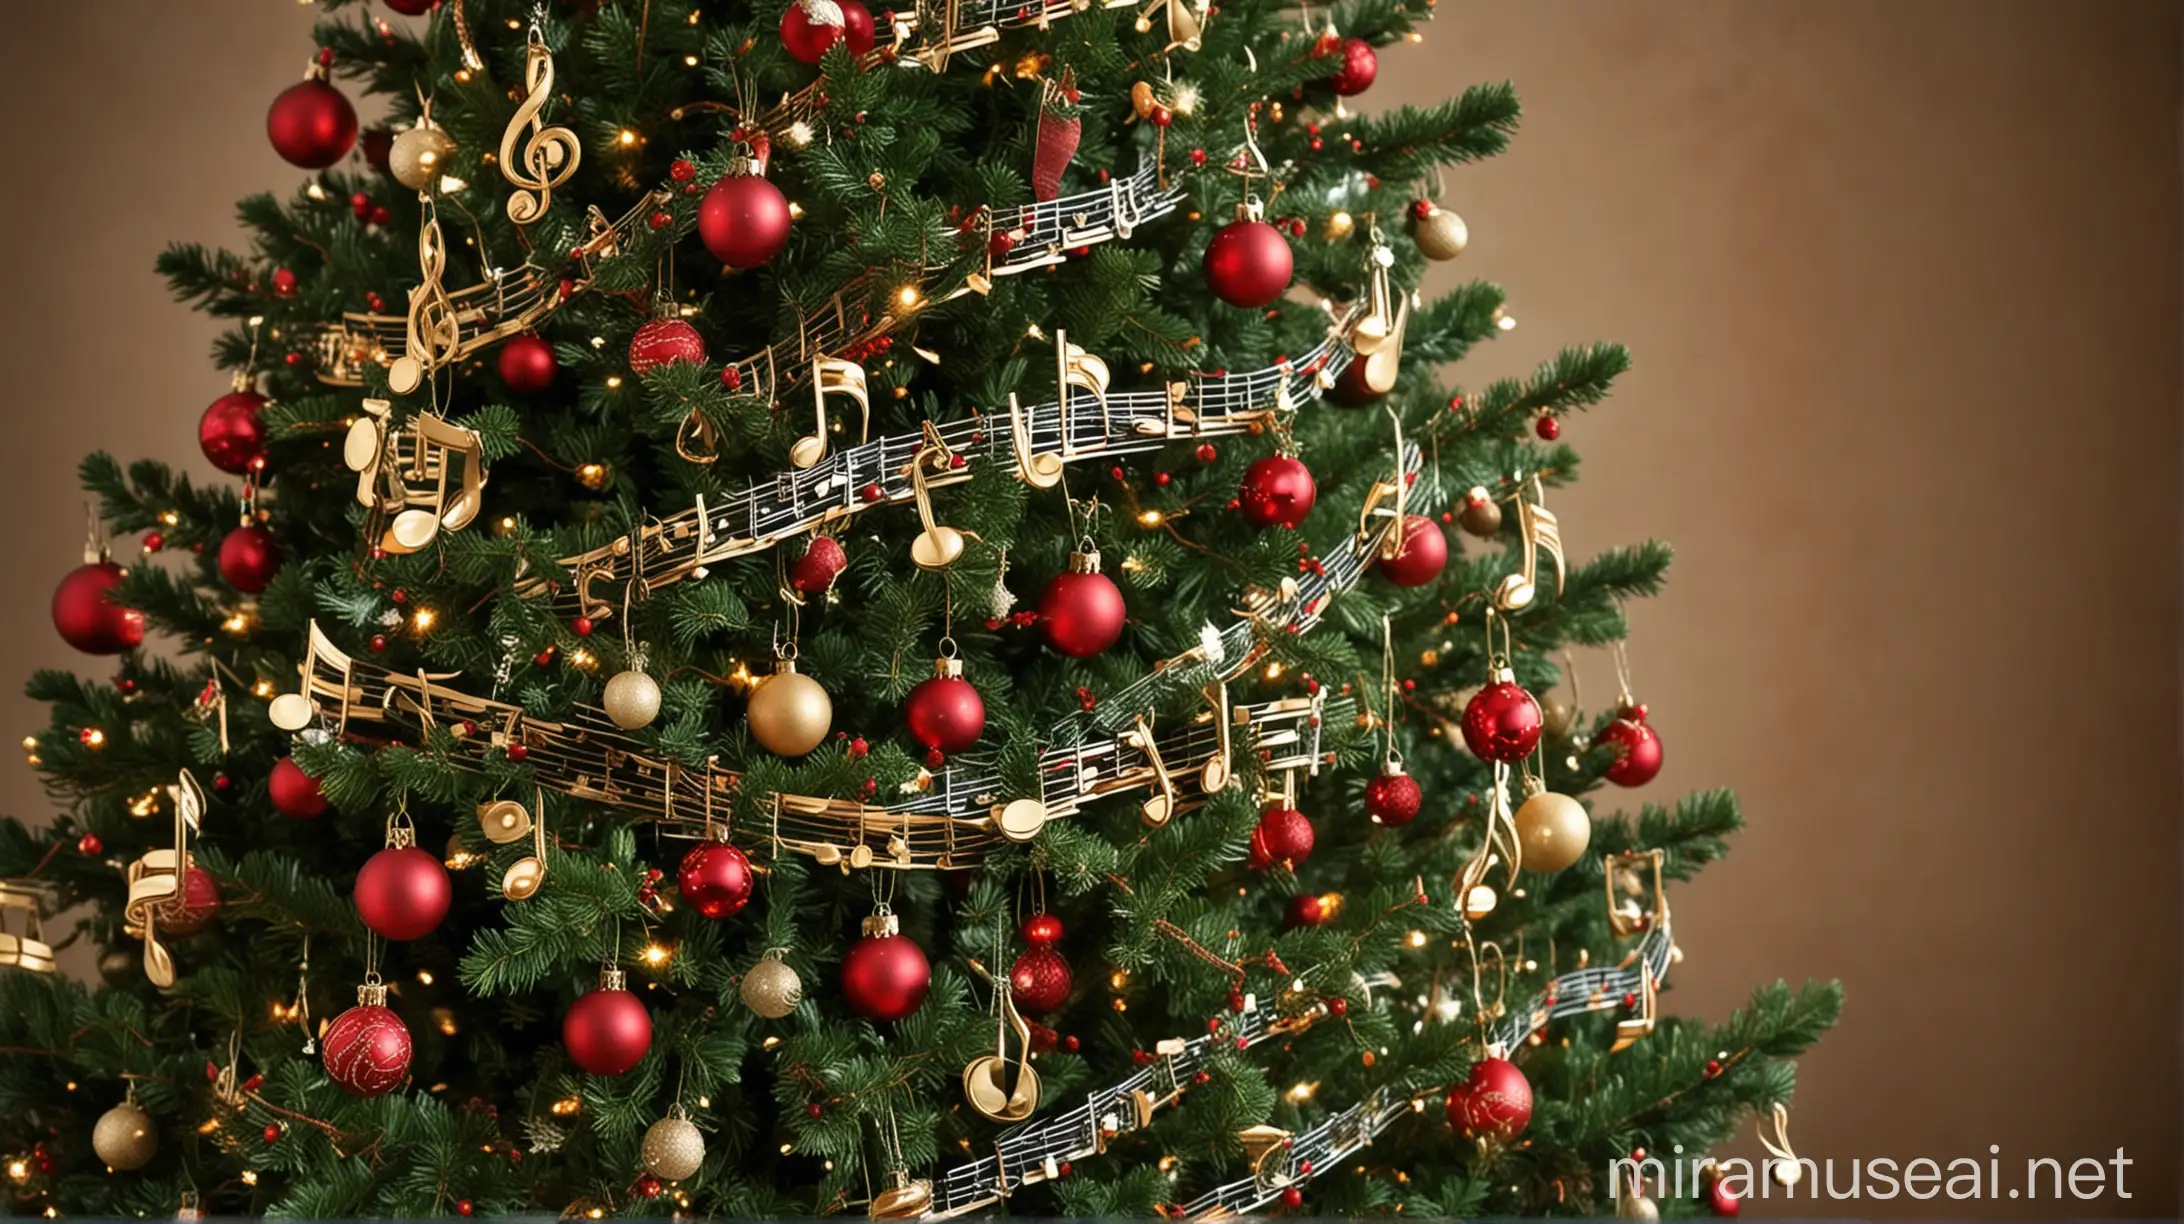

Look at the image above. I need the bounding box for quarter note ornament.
[963,960,1041,1123]
[344,400,489,554]
[499,22,582,226]
[1493,477,1565,612]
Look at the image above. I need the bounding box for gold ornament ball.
[1514,790,1591,873]
[388,124,458,193]
[1769,1158,1803,1189]
[603,669,662,730]
[93,1101,157,1170]
[641,1114,706,1181]
[1324,210,1356,241]
[1539,694,1579,739]
[740,954,804,1019]
[1457,491,1502,538]
[746,663,831,757]
[1617,1193,1659,1221]
[1410,203,1469,261]
[574,461,613,491]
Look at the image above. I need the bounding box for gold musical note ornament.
[122,771,213,988]
[963,959,1042,1123]
[499,22,582,226]
[0,882,56,974]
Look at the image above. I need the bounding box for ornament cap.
[231,370,257,394]
[931,654,964,680]
[356,981,389,1007]
[772,657,802,677]
[1488,664,1516,685]
[601,967,628,991]
[1067,546,1104,575]
[861,910,901,938]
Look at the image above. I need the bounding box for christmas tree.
[0,0,1839,1217]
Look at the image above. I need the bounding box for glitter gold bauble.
[389,122,458,193]
[740,953,804,1019]
[641,1107,706,1181]
[603,669,662,730]
[1410,202,1468,261]
[93,1101,157,1170]
[745,660,831,757]
[1513,788,1590,873]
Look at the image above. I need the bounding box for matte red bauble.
[1238,455,1316,528]
[677,840,754,919]
[354,846,451,941]
[1038,551,1125,658]
[1461,673,1543,762]
[1446,1056,1532,1139]
[1020,912,1064,947]
[1600,706,1664,787]
[564,974,653,1075]
[1008,947,1072,1014]
[1328,358,1386,407]
[267,76,358,169]
[1707,1174,1741,1217]
[159,866,223,937]
[1328,36,1378,95]
[218,525,281,594]
[1248,806,1315,871]
[840,914,930,1022]
[268,756,329,819]
[790,535,847,594]
[1201,217,1293,308]
[323,999,412,1097]
[497,333,557,394]
[779,0,874,63]
[1284,892,1328,928]
[199,389,268,474]
[905,664,984,754]
[698,172,793,268]
[52,562,145,654]
[1364,768,1422,827]
[1376,514,1447,587]
[629,318,706,374]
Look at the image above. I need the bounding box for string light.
[897,285,923,308]
[1263,661,1285,680]
[604,375,624,390]
[1136,509,1164,527]
[80,729,106,749]
[551,1097,582,1117]
[411,608,437,631]
[1405,929,1428,948]
[18,737,34,752]
[222,610,252,635]
[416,969,435,986]
[641,943,673,967]
[617,129,640,147]
[252,680,275,698]
[1287,1081,1317,1102]
[6,1160,28,1183]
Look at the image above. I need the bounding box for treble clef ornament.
[499,22,582,226]
[389,197,459,396]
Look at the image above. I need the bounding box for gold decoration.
[1461,882,1497,921]
[0,882,56,974]
[1457,487,1501,538]
[962,961,1041,1123]
[499,23,582,226]
[389,104,458,193]
[344,400,489,554]
[741,952,804,1019]
[1539,694,1579,739]
[93,1100,157,1171]
[1512,786,1589,873]
[1324,210,1355,241]
[603,669,662,731]
[122,770,206,988]
[1410,202,1468,261]
[1617,1191,1659,1220]
[641,1105,706,1180]
[574,461,613,491]
[747,659,832,757]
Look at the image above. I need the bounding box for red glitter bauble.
[1446,1056,1532,1140]
[779,0,875,62]
[1599,707,1664,787]
[268,756,329,819]
[840,931,930,1022]
[217,525,282,594]
[1248,806,1315,871]
[323,1002,412,1096]
[199,390,268,474]
[159,866,223,937]
[354,846,452,941]
[1038,569,1125,658]
[790,535,847,594]
[1364,770,1422,827]
[1461,678,1542,763]
[1376,514,1447,587]
[267,76,358,169]
[1328,37,1378,95]
[677,840,754,919]
[497,333,558,394]
[1201,218,1293,308]
[564,984,653,1075]
[698,172,792,269]
[1020,912,1065,947]
[629,319,707,374]
[1008,947,1072,1014]
[52,562,146,655]
[1238,455,1317,528]
[905,673,985,753]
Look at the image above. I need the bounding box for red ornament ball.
[1284,892,1328,928]
[267,76,358,169]
[1328,36,1378,95]
[1038,569,1126,658]
[698,172,793,269]
[1327,358,1386,407]
[268,756,329,819]
[264,1123,283,1144]
[564,983,653,1075]
[1008,947,1072,1014]
[1708,1175,1741,1217]
[1020,912,1064,947]
[905,673,985,753]
[1535,414,1561,441]
[497,333,557,394]
[354,845,452,941]
[200,389,268,474]
[677,840,754,919]
[159,865,222,936]
[1238,455,1317,528]
[323,1002,412,1096]
[1364,769,1423,827]
[1461,677,1542,762]
[77,833,102,856]
[629,318,707,374]
[218,525,282,594]
[1376,514,1447,587]
[1201,218,1293,308]
[790,535,848,594]
[840,930,931,1022]
[1600,707,1664,787]
[383,0,434,13]
[52,561,146,655]
[779,0,875,63]
[1446,1056,1532,1140]
[1249,806,1315,870]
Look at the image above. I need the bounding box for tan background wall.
[1,0,2177,1215]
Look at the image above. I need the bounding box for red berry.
[77,834,102,856]
[1062,1034,1080,1052]
[648,210,672,231]
[1154,472,1171,487]
[1535,415,1561,441]
[457,1202,474,1217]
[506,744,529,762]
[1195,443,1217,463]
[369,205,392,226]
[213,774,233,792]
[264,1124,282,1143]
[639,1177,663,1198]
[670,159,696,182]
[271,267,298,297]
[369,634,389,653]
[571,616,594,636]
[807,1103,823,1118]
[1328,997,1348,1017]
[1281,1188,1303,1208]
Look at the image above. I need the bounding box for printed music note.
[1494,491,1565,611]
[791,356,870,469]
[1199,680,1232,792]
[389,200,460,395]
[499,25,582,226]
[1124,714,1177,828]
[964,960,1042,1122]
[1008,392,1064,488]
